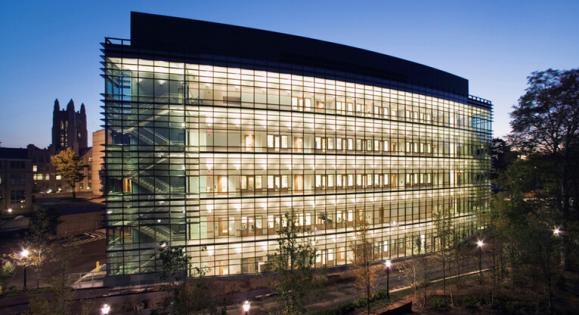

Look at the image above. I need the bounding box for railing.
[104,37,131,46]
[468,95,492,105]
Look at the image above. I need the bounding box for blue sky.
[1,0,577,148]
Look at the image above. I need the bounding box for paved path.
[0,255,492,314]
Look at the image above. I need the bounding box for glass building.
[103,12,492,281]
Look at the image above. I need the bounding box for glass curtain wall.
[104,58,492,276]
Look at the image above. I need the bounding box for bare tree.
[350,220,378,314]
[268,211,317,315]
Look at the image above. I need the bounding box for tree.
[50,148,86,198]
[23,245,77,315]
[433,205,452,297]
[490,138,517,190]
[350,219,378,314]
[0,259,15,294]
[159,246,189,284]
[268,211,317,315]
[171,268,217,315]
[510,69,579,269]
[29,206,60,244]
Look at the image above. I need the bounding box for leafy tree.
[25,292,52,315]
[268,211,317,315]
[509,69,579,269]
[490,138,517,189]
[28,206,60,243]
[50,148,86,198]
[171,268,217,315]
[159,246,189,284]
[0,259,15,294]
[23,245,77,315]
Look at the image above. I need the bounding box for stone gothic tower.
[51,99,88,154]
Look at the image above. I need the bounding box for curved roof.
[128,12,469,97]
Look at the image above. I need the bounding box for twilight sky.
[1,0,577,148]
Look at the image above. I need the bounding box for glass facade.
[104,58,492,277]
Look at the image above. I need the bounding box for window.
[267,135,275,148]
[267,134,282,150]
[315,175,323,188]
[10,190,25,201]
[304,98,312,111]
[217,176,228,192]
[327,174,334,187]
[293,137,303,151]
[336,138,343,150]
[327,138,334,150]
[268,176,274,189]
[347,138,354,151]
[281,135,289,149]
[244,134,254,148]
[383,140,389,152]
[10,161,25,169]
[122,178,132,193]
[293,175,303,191]
[315,137,324,150]
[241,176,247,189]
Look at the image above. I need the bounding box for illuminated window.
[347,138,354,150]
[244,134,254,148]
[122,178,132,193]
[267,135,275,148]
[267,176,274,189]
[315,137,323,150]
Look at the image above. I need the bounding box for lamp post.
[384,259,392,300]
[476,240,484,284]
[553,226,564,267]
[19,248,30,290]
[100,303,111,315]
[242,300,250,315]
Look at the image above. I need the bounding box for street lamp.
[7,208,13,214]
[476,240,484,284]
[242,300,251,315]
[19,248,30,290]
[384,259,392,300]
[100,303,111,315]
[553,227,561,237]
